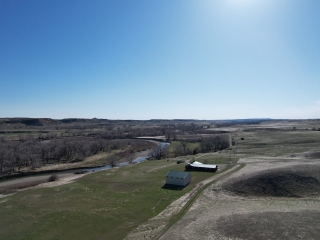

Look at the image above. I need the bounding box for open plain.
[154,120,320,240]
[1,119,320,239]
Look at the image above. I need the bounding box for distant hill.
[0,118,58,126]
[0,117,273,127]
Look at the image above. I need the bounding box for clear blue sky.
[1,0,319,120]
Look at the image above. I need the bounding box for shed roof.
[189,162,217,169]
[166,170,189,178]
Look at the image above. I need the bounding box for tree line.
[150,135,229,160]
[0,136,148,175]
[0,123,230,175]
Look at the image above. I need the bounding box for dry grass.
[217,210,320,240]
[0,179,47,194]
[223,164,320,197]
[155,121,320,239]
[159,161,320,240]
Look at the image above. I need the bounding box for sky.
[0,0,319,120]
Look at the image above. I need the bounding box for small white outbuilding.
[165,170,191,187]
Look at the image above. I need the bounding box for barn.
[185,161,218,172]
[165,170,191,187]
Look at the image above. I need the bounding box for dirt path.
[124,164,243,240]
[0,171,77,188]
[0,173,87,198]
[157,157,320,239]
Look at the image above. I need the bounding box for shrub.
[48,174,59,182]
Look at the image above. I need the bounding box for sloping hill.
[224,164,320,197]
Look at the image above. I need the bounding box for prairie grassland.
[232,129,320,157]
[158,122,320,240]
[0,159,218,240]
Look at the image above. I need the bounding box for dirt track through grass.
[159,159,320,240]
[156,164,245,240]
[124,164,244,240]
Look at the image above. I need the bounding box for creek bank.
[0,142,170,190]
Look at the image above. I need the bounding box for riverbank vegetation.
[0,137,154,176]
[0,118,232,177]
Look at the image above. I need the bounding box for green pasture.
[0,159,217,240]
[232,130,320,157]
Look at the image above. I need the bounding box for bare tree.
[180,141,188,154]
[173,145,183,157]
[165,130,172,142]
[106,155,118,168]
[125,153,134,164]
[150,143,167,160]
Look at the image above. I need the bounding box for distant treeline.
[0,122,231,176]
[151,135,230,160]
[0,137,150,176]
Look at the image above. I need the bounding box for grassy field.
[2,120,320,239]
[232,129,320,157]
[0,159,218,240]
[195,153,240,164]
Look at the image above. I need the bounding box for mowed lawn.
[0,160,217,240]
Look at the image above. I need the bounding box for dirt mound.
[224,165,320,197]
[217,210,320,240]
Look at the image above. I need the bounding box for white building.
[185,161,218,171]
[165,170,191,187]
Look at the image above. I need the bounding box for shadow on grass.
[162,184,188,191]
[184,168,217,173]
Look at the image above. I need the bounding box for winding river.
[0,142,170,190]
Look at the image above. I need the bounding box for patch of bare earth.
[34,174,87,188]
[158,158,320,240]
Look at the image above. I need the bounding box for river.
[0,142,170,190]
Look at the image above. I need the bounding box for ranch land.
[1,118,320,239]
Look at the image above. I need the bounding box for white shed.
[165,170,191,187]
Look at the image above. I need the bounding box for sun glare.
[225,0,261,9]
[230,0,256,5]
[221,0,276,16]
